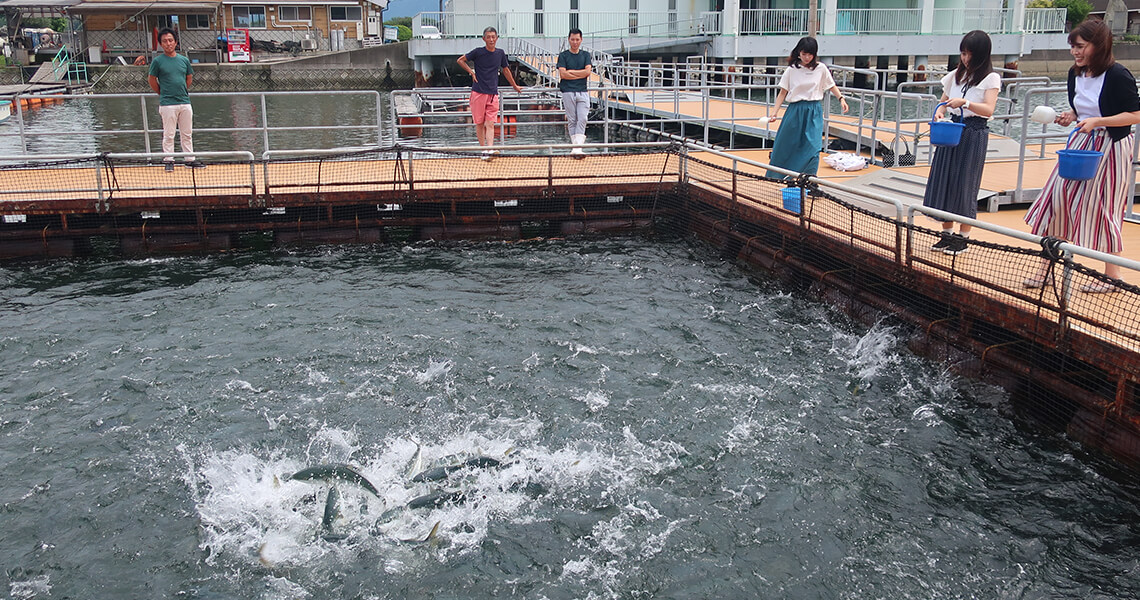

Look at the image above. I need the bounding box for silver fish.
[287,463,380,497]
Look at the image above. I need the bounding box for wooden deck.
[696,147,1140,288]
[610,93,1074,202]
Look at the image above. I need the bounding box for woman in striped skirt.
[765,37,848,180]
[922,30,1001,257]
[1024,19,1140,292]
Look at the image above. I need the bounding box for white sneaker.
[570,134,585,157]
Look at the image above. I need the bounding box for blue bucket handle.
[1064,128,1082,150]
[931,101,963,123]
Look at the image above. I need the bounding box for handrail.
[0,90,386,156]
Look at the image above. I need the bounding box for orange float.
[398,116,423,137]
[495,114,517,137]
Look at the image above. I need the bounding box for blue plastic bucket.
[782,187,802,214]
[929,102,965,147]
[1056,129,1103,181]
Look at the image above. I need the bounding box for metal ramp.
[827,168,997,218]
[29,62,65,84]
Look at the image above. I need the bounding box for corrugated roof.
[0,0,81,8]
[68,0,220,12]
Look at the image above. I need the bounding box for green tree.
[384,17,412,28]
[396,25,411,42]
[20,16,68,31]
[1026,0,1053,8]
[1054,0,1092,27]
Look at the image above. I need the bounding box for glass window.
[278,6,311,21]
[329,6,362,21]
[570,0,578,8]
[629,0,637,8]
[185,14,211,29]
[232,6,266,28]
[535,0,543,9]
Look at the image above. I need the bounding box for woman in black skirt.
[922,30,1001,256]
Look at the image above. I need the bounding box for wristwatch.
[963,99,971,111]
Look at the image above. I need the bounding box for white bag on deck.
[823,152,868,172]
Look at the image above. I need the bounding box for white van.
[420,25,441,39]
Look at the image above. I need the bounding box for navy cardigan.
[1067,62,1140,141]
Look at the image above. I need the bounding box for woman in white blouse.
[764,37,848,180]
[922,30,1001,257]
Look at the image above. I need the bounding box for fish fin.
[423,520,441,546]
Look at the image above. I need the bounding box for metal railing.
[0,151,257,208]
[738,9,815,36]
[686,142,1140,287]
[0,90,386,156]
[415,6,1065,38]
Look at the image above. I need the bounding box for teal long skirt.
[765,100,823,180]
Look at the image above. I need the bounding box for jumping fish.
[407,489,467,509]
[410,456,504,483]
[405,441,423,480]
[287,463,380,497]
[320,486,348,542]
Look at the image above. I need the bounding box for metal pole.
[141,96,151,154]
[260,94,270,155]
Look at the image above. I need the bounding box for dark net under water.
[1,239,1138,598]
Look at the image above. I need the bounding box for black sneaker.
[185,160,206,169]
[942,235,969,256]
[931,232,953,250]
[164,162,174,172]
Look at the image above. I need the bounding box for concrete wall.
[283,41,413,70]
[1018,43,1140,77]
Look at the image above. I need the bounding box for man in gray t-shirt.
[556,28,592,158]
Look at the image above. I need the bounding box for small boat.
[0,100,10,123]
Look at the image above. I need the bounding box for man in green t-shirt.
[556,28,592,158]
[148,28,204,170]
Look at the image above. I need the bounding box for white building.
[410,0,1067,79]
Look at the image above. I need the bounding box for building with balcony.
[408,0,1069,83]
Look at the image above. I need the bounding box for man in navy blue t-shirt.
[457,27,523,158]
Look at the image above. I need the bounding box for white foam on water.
[261,575,311,600]
[192,419,689,590]
[9,574,51,599]
[831,319,901,383]
[302,366,331,386]
[912,403,944,426]
[225,379,263,394]
[575,390,610,413]
[303,426,360,463]
[414,358,454,384]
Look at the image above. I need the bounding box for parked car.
[420,25,441,39]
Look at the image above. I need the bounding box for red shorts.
[470,91,499,124]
